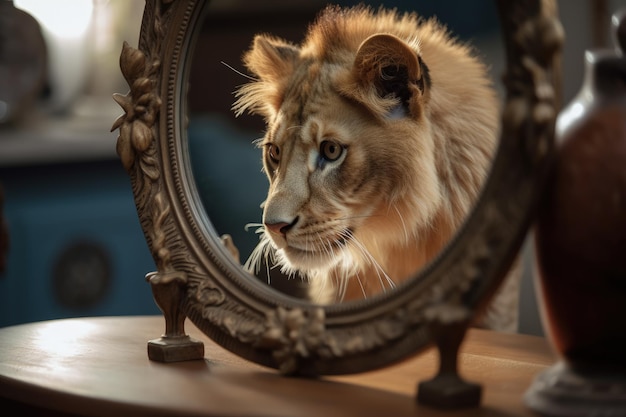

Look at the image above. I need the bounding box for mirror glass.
[184,0,504,304]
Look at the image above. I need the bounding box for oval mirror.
[112,0,561,390]
[185,0,509,313]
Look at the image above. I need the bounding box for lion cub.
[234,5,517,331]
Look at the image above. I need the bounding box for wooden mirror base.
[417,319,481,408]
[525,361,626,417]
[147,272,205,363]
[146,273,481,408]
[148,336,205,363]
[418,376,481,409]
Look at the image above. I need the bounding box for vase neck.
[583,49,626,100]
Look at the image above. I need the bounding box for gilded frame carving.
[113,0,561,382]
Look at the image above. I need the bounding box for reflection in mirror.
[186,0,512,325]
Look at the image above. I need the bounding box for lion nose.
[264,217,299,238]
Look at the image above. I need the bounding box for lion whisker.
[220,61,258,81]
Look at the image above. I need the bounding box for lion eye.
[320,140,344,162]
[266,143,280,164]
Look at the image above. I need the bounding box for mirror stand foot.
[146,271,204,362]
[417,374,482,409]
[148,336,204,362]
[417,318,481,409]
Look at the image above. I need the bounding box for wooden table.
[0,316,554,416]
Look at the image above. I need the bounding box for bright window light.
[15,0,94,40]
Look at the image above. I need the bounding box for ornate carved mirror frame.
[112,0,562,406]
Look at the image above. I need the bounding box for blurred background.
[0,0,623,332]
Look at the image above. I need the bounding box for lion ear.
[349,34,430,118]
[243,34,299,83]
[236,35,300,117]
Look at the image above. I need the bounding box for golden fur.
[234,6,500,305]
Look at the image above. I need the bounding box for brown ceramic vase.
[526,9,626,417]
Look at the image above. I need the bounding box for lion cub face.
[236,28,439,274]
